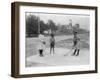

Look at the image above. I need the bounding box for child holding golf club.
[72,31,80,56]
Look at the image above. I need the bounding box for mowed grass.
[56,33,89,49]
[25,38,39,57]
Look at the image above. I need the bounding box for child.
[38,33,45,57]
[50,33,55,54]
[72,31,80,56]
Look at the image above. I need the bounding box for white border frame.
[19,6,95,74]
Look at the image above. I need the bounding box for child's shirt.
[37,34,45,50]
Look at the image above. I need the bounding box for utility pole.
[38,13,40,34]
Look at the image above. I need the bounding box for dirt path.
[26,48,89,67]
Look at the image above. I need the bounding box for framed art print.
[11,2,98,78]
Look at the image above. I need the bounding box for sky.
[26,12,90,30]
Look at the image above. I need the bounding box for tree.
[39,20,51,33]
[26,15,38,37]
[75,23,80,29]
[47,20,57,32]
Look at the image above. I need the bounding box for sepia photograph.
[25,12,90,67]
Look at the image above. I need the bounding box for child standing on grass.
[50,33,55,54]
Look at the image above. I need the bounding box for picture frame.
[11,2,98,78]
